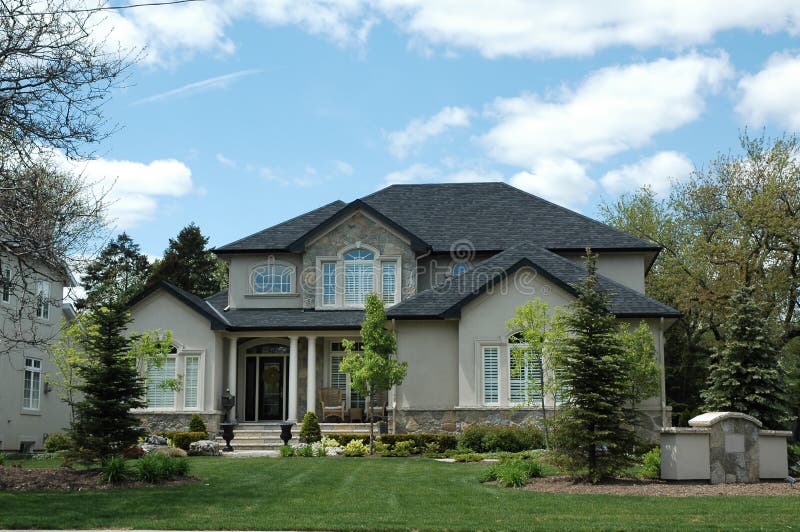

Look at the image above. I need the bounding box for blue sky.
[78,1,800,257]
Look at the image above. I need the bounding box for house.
[127,182,679,438]
[0,258,76,452]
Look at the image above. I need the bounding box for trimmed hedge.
[157,431,207,451]
[379,433,458,451]
[458,425,545,453]
[323,433,369,446]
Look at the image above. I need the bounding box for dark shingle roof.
[213,183,658,254]
[214,200,347,253]
[387,243,679,319]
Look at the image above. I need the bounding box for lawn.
[0,457,796,531]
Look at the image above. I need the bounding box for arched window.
[251,264,293,294]
[344,249,374,305]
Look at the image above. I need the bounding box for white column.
[227,336,237,422]
[306,336,317,416]
[288,335,299,422]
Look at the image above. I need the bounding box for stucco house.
[128,182,679,439]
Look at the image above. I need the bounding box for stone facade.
[696,413,761,484]
[302,211,417,308]
[135,412,223,435]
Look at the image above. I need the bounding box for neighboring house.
[0,258,75,452]
[128,182,679,437]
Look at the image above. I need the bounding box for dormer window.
[344,249,374,305]
[251,264,293,294]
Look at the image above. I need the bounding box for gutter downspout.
[659,317,669,427]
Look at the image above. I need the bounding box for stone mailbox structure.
[660,412,791,484]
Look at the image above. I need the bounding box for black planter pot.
[279,422,294,446]
[219,422,236,452]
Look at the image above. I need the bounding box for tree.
[553,251,638,483]
[79,233,152,309]
[68,306,146,460]
[702,286,787,427]
[341,293,408,454]
[618,321,661,411]
[149,223,226,297]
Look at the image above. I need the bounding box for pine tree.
[555,251,638,483]
[702,286,787,427]
[69,306,145,460]
[149,223,226,297]
[79,233,151,309]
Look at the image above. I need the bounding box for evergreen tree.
[79,233,151,309]
[149,223,225,297]
[69,306,145,460]
[554,251,637,483]
[341,293,408,454]
[702,286,787,427]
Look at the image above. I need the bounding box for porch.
[218,421,374,450]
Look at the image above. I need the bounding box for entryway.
[244,351,289,421]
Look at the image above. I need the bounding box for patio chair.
[365,389,388,421]
[319,387,345,422]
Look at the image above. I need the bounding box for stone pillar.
[227,336,237,422]
[288,335,299,422]
[306,336,317,417]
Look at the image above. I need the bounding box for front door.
[258,357,285,420]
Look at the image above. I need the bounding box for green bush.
[482,459,543,487]
[300,412,322,443]
[157,431,207,451]
[379,433,458,451]
[100,456,130,484]
[788,443,800,476]
[279,445,293,458]
[639,447,661,479]
[295,444,314,457]
[325,433,369,447]
[450,452,486,462]
[383,440,416,457]
[135,453,189,482]
[44,433,72,452]
[0,452,6,465]
[188,414,207,434]
[459,425,545,453]
[343,439,369,457]
[422,442,442,457]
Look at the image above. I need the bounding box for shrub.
[788,443,800,477]
[100,456,130,484]
[459,425,545,453]
[295,444,314,457]
[389,440,416,457]
[325,433,368,447]
[639,447,661,479]
[450,452,486,462]
[188,414,207,434]
[153,446,188,458]
[44,433,72,453]
[423,442,442,458]
[482,459,543,487]
[157,431,207,451]
[343,439,369,457]
[0,452,6,465]
[121,446,145,459]
[372,441,389,455]
[379,433,458,451]
[300,412,322,443]
[135,453,189,482]
[279,445,293,458]
[320,436,340,447]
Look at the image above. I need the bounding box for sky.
[75,0,800,257]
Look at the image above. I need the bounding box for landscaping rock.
[138,443,158,453]
[189,440,220,456]
[144,435,167,445]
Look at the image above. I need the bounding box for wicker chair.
[319,387,345,422]
[365,389,388,421]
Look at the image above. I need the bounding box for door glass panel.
[259,358,283,420]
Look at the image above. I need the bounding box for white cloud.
[737,52,800,129]
[216,153,237,168]
[382,163,502,186]
[59,156,195,229]
[481,53,732,168]
[334,160,354,175]
[387,106,473,158]
[132,69,261,105]
[509,159,596,209]
[601,151,693,196]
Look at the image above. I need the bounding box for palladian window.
[252,264,293,294]
[344,249,374,305]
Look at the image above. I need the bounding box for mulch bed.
[0,465,199,491]
[519,476,800,496]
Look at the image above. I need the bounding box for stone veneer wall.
[301,211,417,308]
[394,408,667,442]
[135,412,224,434]
[707,416,760,484]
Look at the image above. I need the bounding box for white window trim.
[249,260,296,295]
[141,349,206,412]
[478,338,562,408]
[23,357,42,411]
[315,244,402,309]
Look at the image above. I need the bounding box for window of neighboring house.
[23,358,42,410]
[35,280,50,320]
[322,262,336,305]
[508,338,543,404]
[382,262,397,304]
[344,249,374,305]
[1,267,10,303]
[183,355,200,409]
[482,346,499,404]
[330,342,366,409]
[146,357,176,408]
[251,264,293,294]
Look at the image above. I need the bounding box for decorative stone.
[144,435,167,445]
[189,440,220,456]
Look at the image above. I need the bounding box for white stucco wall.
[559,251,647,293]
[395,320,459,409]
[660,432,711,480]
[129,290,221,413]
[759,434,790,478]
[226,253,304,310]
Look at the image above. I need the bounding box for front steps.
[215,422,373,451]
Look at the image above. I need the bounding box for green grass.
[1,457,797,531]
